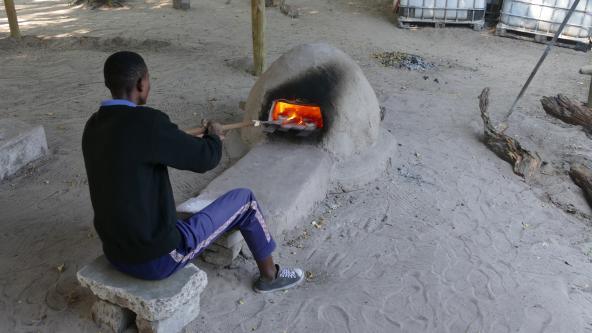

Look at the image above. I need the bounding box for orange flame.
[271,100,323,129]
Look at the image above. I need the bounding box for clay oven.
[242,43,382,160]
[178,43,397,265]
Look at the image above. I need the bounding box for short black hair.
[103,51,148,95]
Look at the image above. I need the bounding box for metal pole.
[251,0,265,76]
[587,77,592,106]
[4,0,21,39]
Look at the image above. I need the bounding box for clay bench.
[176,142,333,266]
[77,256,207,333]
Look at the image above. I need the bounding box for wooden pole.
[4,0,21,39]
[251,0,265,76]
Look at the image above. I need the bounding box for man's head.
[103,51,150,105]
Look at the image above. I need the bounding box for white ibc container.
[435,0,447,18]
[399,0,484,21]
[527,5,543,28]
[501,0,592,39]
[423,0,436,18]
[538,6,554,31]
[503,0,529,26]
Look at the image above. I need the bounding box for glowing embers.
[270,100,323,131]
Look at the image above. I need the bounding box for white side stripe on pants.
[169,200,271,263]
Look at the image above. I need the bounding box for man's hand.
[206,121,225,140]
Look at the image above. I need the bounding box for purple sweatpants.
[108,188,276,280]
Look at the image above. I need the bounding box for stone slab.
[0,119,48,181]
[172,0,190,9]
[201,242,242,266]
[178,141,333,237]
[91,299,135,333]
[77,256,207,321]
[332,129,398,191]
[213,230,244,249]
[135,297,200,333]
[177,199,243,261]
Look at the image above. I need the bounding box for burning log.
[478,88,542,179]
[541,94,592,130]
[270,100,323,129]
[570,164,592,207]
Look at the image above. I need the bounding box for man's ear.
[136,77,144,92]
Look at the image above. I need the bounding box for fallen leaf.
[56,263,65,273]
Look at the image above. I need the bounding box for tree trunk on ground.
[541,94,592,129]
[570,164,592,207]
[479,88,542,179]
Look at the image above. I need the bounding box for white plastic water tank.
[501,0,592,38]
[400,0,484,20]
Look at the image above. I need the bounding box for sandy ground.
[3,0,592,332]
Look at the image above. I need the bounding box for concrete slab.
[177,199,244,262]
[77,256,207,321]
[201,242,242,266]
[179,141,332,236]
[0,119,48,181]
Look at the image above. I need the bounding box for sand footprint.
[519,304,552,333]
[324,252,347,271]
[318,304,352,333]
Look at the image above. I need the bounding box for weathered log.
[570,164,592,207]
[479,88,542,178]
[541,94,592,129]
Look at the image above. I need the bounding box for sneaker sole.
[253,274,305,294]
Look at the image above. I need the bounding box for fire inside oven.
[269,100,323,134]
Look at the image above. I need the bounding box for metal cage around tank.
[497,0,592,45]
[396,0,487,30]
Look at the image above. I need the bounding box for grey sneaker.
[253,264,304,293]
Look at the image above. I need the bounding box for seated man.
[82,51,304,293]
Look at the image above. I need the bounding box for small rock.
[280,0,300,18]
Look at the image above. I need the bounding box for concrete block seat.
[77,256,207,333]
[0,119,48,181]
